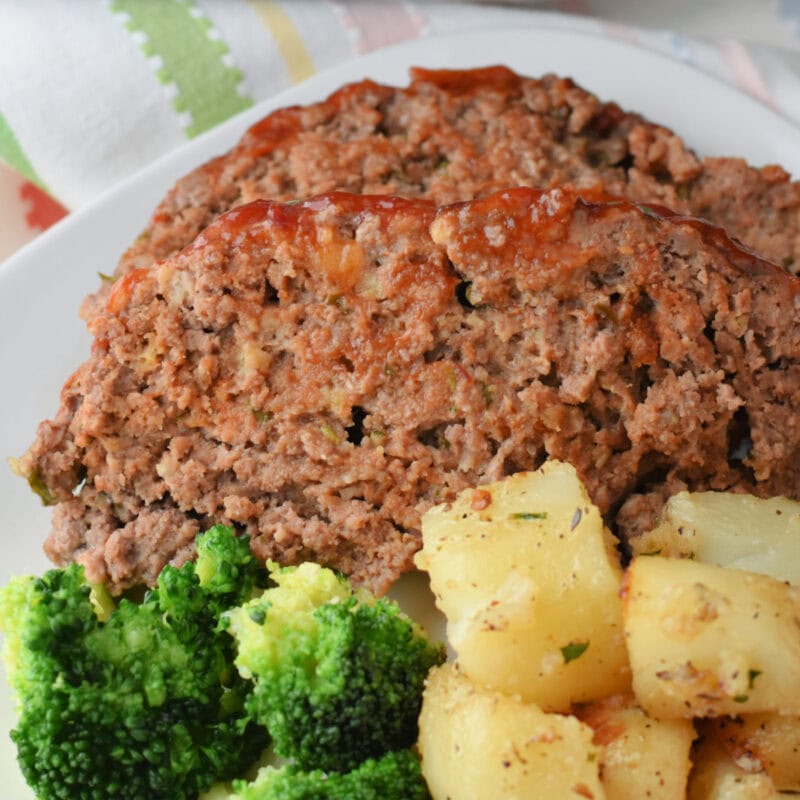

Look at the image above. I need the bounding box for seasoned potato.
[688,732,783,799]
[418,663,604,800]
[416,461,630,710]
[577,694,695,799]
[704,715,800,792]
[632,492,800,585]
[623,557,800,718]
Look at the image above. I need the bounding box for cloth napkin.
[2,0,800,264]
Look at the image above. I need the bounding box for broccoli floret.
[194,524,267,612]
[225,562,445,772]
[231,749,430,800]
[0,565,97,700]
[0,526,268,800]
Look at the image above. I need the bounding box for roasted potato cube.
[623,557,800,718]
[704,715,800,792]
[418,663,604,800]
[688,730,782,799]
[577,694,695,799]
[416,461,630,710]
[632,492,800,585]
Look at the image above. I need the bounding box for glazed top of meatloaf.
[21,188,800,594]
[83,65,800,322]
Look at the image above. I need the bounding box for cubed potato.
[688,731,781,799]
[631,492,800,585]
[418,663,604,800]
[577,694,695,799]
[416,461,630,710]
[623,557,800,718]
[704,715,800,792]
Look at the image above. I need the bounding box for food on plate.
[5,460,800,799]
[227,750,430,800]
[414,464,800,799]
[622,556,800,719]
[93,64,800,315]
[632,491,800,585]
[417,662,604,800]
[687,731,786,799]
[19,186,800,593]
[0,526,269,800]
[8,56,800,800]
[23,193,451,594]
[224,560,444,772]
[576,695,695,799]
[415,462,629,710]
[0,526,439,800]
[700,715,800,792]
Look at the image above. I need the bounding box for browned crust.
[79,65,800,325]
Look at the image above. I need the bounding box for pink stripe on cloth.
[718,38,776,109]
[332,1,427,55]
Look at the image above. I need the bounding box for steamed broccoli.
[2,529,441,797]
[0,525,268,800]
[230,749,430,799]
[225,562,445,773]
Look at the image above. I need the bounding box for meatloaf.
[21,188,800,594]
[82,65,800,323]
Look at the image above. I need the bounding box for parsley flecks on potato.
[416,461,630,711]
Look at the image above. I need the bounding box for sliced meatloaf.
[83,65,800,322]
[21,189,800,593]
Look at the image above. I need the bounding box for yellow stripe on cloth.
[246,0,316,84]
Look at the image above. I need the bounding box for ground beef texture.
[82,65,800,324]
[20,189,800,593]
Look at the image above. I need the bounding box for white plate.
[3,27,800,798]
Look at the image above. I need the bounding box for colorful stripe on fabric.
[0,163,42,261]
[19,180,68,231]
[331,1,427,54]
[718,39,776,108]
[0,112,46,190]
[0,161,68,263]
[109,0,253,138]
[778,0,800,39]
[246,0,316,84]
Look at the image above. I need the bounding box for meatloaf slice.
[21,189,800,594]
[84,65,800,323]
